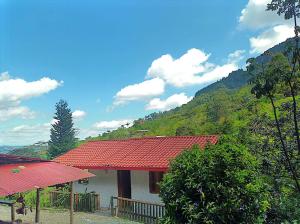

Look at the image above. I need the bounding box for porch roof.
[0,154,95,196]
[54,135,218,171]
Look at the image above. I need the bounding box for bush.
[24,188,52,208]
[159,137,270,224]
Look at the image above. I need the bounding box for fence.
[110,196,165,224]
[49,191,100,212]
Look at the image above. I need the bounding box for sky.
[0,0,296,145]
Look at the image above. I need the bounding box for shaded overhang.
[0,161,95,196]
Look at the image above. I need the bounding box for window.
[149,171,164,194]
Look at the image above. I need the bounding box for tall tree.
[247,53,300,193]
[48,100,76,159]
[267,0,300,155]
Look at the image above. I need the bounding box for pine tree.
[48,100,76,159]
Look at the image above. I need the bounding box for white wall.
[74,169,117,208]
[131,170,162,204]
[74,169,162,208]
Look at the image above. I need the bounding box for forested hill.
[194,69,249,97]
[86,39,295,141]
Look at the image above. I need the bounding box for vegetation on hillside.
[8,142,48,159]
[160,1,300,223]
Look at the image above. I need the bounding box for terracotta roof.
[55,135,218,171]
[0,160,95,196]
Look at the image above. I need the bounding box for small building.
[0,153,94,224]
[55,135,218,208]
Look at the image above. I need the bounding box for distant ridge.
[195,69,250,97]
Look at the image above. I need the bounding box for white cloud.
[0,76,62,106]
[78,119,134,139]
[0,71,10,81]
[147,48,212,87]
[112,49,241,108]
[0,122,52,145]
[239,1,295,54]
[250,25,294,54]
[0,106,35,121]
[199,63,238,83]
[72,110,86,120]
[239,0,286,29]
[0,72,62,121]
[94,119,133,131]
[228,50,246,64]
[114,78,165,105]
[146,48,238,88]
[146,93,193,111]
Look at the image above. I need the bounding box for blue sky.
[0,0,295,145]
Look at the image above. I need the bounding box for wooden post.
[11,203,15,222]
[110,196,114,216]
[70,182,74,224]
[35,188,41,224]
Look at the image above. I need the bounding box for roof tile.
[55,135,218,171]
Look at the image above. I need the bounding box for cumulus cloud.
[112,49,240,109]
[250,25,294,54]
[0,72,62,121]
[0,71,10,81]
[114,78,165,105]
[228,50,246,64]
[0,106,35,121]
[94,119,133,131]
[72,110,86,120]
[0,122,52,145]
[239,1,294,54]
[78,119,134,139]
[147,48,211,87]
[146,48,238,88]
[239,0,286,29]
[146,93,193,111]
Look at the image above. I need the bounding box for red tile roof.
[55,135,218,171]
[0,160,95,196]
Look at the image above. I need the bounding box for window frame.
[149,171,164,194]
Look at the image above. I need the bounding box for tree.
[267,0,300,155]
[175,126,195,136]
[247,53,300,193]
[48,100,76,159]
[160,137,269,224]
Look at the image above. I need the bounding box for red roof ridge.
[85,135,218,143]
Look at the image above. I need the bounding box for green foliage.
[267,0,300,21]
[24,188,52,208]
[195,69,250,97]
[48,100,76,159]
[160,138,269,224]
[175,126,195,136]
[8,142,49,159]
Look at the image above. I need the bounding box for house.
[55,135,218,208]
[0,153,94,224]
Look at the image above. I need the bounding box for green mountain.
[194,69,250,97]
[86,39,296,141]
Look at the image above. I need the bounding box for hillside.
[7,142,48,159]
[86,39,295,141]
[194,69,250,97]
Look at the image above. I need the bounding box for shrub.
[159,137,270,224]
[24,187,52,208]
